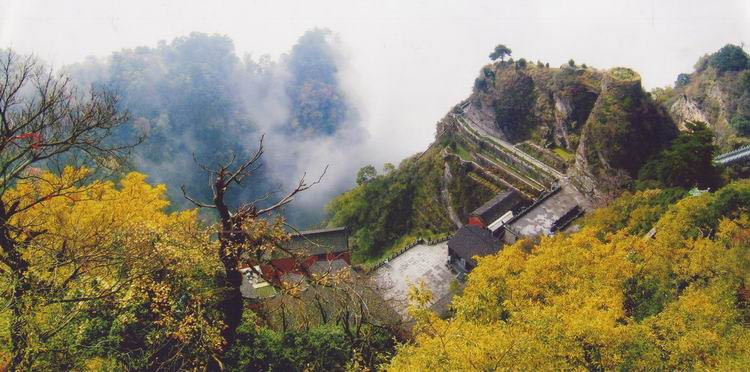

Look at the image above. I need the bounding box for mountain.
[463,61,676,196]
[660,44,750,151]
[328,56,682,262]
[66,30,363,227]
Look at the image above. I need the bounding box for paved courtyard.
[509,184,590,236]
[372,242,454,318]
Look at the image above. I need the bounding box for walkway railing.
[714,145,750,165]
[366,234,453,273]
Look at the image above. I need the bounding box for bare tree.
[0,51,136,370]
[182,135,327,354]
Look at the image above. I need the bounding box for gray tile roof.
[448,225,501,268]
[471,190,524,223]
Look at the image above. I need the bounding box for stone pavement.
[372,242,454,318]
[509,184,590,236]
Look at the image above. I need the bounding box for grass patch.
[552,147,575,161]
[454,143,473,161]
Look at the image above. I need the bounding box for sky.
[1,0,749,166]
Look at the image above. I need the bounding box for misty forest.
[2,2,750,371]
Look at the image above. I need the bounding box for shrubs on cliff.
[389,180,750,370]
[732,115,750,135]
[710,44,750,74]
[492,68,537,142]
[638,121,722,189]
[326,150,453,260]
[579,68,677,180]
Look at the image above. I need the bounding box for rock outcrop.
[465,63,676,198]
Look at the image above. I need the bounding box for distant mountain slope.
[661,44,750,150]
[66,30,363,226]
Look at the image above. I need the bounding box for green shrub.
[709,44,749,73]
[731,114,750,135]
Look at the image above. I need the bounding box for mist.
[64,30,374,227]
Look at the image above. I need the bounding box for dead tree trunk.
[213,175,247,346]
[182,136,326,356]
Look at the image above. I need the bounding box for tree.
[0,51,136,370]
[731,114,750,135]
[182,136,327,360]
[383,163,396,174]
[516,58,527,69]
[489,44,512,62]
[0,172,223,370]
[675,73,691,87]
[637,121,722,189]
[356,165,377,185]
[568,59,576,67]
[709,44,749,73]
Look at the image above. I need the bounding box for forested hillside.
[67,30,363,227]
[389,180,750,370]
[326,146,494,265]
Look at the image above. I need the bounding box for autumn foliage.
[0,170,222,369]
[390,181,750,370]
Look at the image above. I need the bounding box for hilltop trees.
[710,44,749,73]
[489,44,512,62]
[67,30,362,227]
[356,165,377,185]
[675,73,691,87]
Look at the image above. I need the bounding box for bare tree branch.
[257,165,328,216]
[181,185,217,209]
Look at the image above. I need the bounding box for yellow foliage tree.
[0,170,222,369]
[390,181,750,370]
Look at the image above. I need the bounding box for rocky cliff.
[464,61,676,196]
[662,44,750,151]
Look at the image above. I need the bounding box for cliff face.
[467,62,676,196]
[469,62,602,150]
[574,68,677,194]
[664,52,750,151]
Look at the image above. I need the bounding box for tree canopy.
[638,121,722,189]
[710,44,749,73]
[489,44,512,62]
